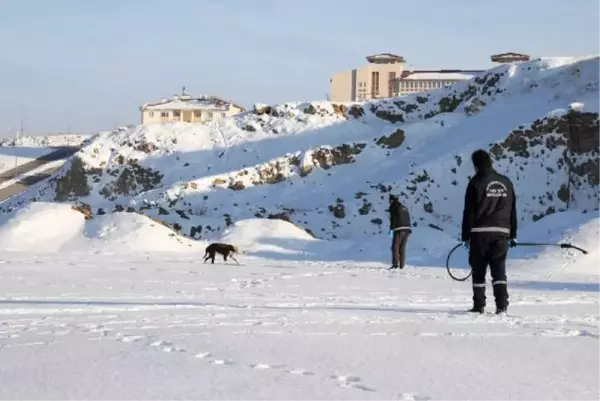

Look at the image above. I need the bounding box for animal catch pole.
[445,241,588,282]
[446,244,472,282]
[513,242,588,254]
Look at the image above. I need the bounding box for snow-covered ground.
[0,148,54,176]
[0,203,598,400]
[0,133,92,148]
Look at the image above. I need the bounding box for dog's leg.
[230,255,240,265]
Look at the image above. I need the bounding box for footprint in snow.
[250,363,286,370]
[118,335,144,343]
[211,359,235,366]
[400,392,431,401]
[331,375,376,392]
[149,340,184,353]
[286,368,315,376]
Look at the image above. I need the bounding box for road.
[0,146,80,202]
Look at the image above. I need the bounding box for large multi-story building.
[330,53,405,102]
[330,52,530,102]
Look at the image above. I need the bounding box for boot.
[468,305,485,314]
[388,265,399,270]
[472,286,486,313]
[493,284,509,315]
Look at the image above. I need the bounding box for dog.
[203,243,241,264]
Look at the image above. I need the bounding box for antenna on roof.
[182,86,186,95]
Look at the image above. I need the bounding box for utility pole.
[13,106,24,178]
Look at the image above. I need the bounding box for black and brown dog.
[203,243,241,264]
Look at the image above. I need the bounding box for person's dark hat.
[389,194,399,202]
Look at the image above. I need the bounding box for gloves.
[461,241,469,250]
[509,239,518,248]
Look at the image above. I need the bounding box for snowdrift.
[0,202,201,254]
[0,56,598,264]
[218,218,355,261]
[81,211,202,253]
[0,203,85,252]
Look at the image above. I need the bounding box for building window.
[194,111,201,118]
[160,112,169,118]
[208,112,213,119]
[221,113,226,118]
[371,71,379,96]
[173,111,181,118]
[388,71,396,97]
[149,112,154,117]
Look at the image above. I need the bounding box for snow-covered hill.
[0,56,598,256]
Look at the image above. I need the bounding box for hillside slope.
[1,56,598,251]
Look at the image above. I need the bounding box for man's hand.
[389,230,394,238]
[461,241,469,250]
[509,239,518,248]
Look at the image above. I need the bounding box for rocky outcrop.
[71,202,93,220]
[54,157,91,201]
[311,143,366,170]
[99,162,163,200]
[490,111,599,188]
[375,129,405,149]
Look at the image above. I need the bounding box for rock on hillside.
[1,56,598,243]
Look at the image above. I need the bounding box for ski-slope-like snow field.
[0,205,598,400]
[0,253,597,400]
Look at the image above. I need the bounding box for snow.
[0,134,91,148]
[401,72,479,81]
[0,147,54,175]
[0,202,202,254]
[0,56,599,399]
[221,218,318,253]
[0,204,598,399]
[143,99,233,111]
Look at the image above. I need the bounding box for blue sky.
[0,0,598,135]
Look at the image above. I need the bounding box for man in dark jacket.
[461,150,518,314]
[388,194,412,269]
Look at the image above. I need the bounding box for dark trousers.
[391,230,410,267]
[468,233,509,309]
